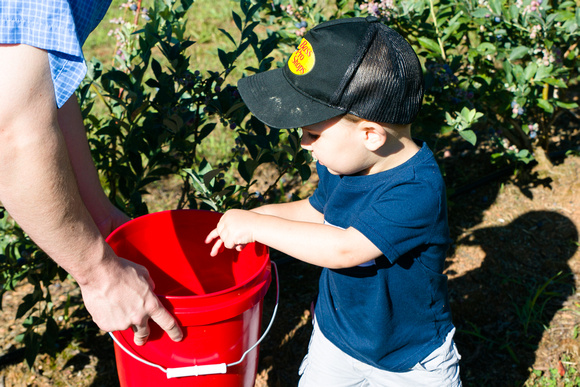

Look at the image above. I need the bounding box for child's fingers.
[205,228,219,244]
[210,239,225,257]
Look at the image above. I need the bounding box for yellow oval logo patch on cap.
[288,38,315,75]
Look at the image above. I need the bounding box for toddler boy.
[206,16,461,386]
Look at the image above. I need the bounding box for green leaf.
[442,12,464,40]
[476,42,497,55]
[559,1,576,9]
[507,4,519,20]
[128,151,144,177]
[299,163,312,181]
[219,28,236,45]
[441,125,454,135]
[509,46,529,61]
[245,3,262,22]
[516,149,531,159]
[238,159,256,183]
[542,78,567,88]
[417,37,442,56]
[460,107,471,121]
[459,129,477,145]
[198,123,217,143]
[217,48,230,69]
[534,64,553,81]
[537,99,554,113]
[488,0,502,15]
[151,58,162,79]
[232,11,242,31]
[468,109,477,122]
[523,62,538,81]
[225,101,246,117]
[203,168,222,187]
[197,159,213,175]
[242,22,259,41]
[145,78,160,88]
[554,101,579,109]
[472,8,490,18]
[287,131,300,152]
[512,64,524,82]
[442,22,461,41]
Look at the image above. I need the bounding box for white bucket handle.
[109,261,279,379]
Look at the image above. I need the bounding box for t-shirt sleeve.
[308,162,333,214]
[0,0,112,107]
[352,180,445,264]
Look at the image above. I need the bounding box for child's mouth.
[310,153,324,165]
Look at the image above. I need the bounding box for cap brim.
[238,69,345,129]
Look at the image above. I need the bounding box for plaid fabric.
[0,0,112,107]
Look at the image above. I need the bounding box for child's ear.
[360,122,387,151]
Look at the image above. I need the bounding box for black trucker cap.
[237,16,424,129]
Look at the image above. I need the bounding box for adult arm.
[57,96,130,236]
[0,44,182,345]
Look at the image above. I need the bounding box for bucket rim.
[106,209,270,301]
[106,209,216,241]
[160,255,270,302]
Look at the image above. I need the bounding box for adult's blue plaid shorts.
[0,0,112,108]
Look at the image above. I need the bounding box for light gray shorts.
[298,320,462,387]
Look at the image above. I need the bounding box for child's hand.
[205,209,257,256]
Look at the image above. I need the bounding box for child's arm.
[250,198,324,223]
[206,207,382,269]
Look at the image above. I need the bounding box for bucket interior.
[106,210,269,299]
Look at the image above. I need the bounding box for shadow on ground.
[450,210,578,386]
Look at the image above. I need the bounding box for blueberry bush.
[1,0,578,373]
[269,0,579,168]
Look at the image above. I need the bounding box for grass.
[525,356,580,387]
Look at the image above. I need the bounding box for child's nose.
[300,136,313,150]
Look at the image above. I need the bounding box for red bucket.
[105,210,275,387]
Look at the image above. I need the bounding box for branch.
[428,0,447,61]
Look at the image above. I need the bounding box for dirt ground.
[1,142,580,386]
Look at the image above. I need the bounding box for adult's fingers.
[132,322,151,346]
[150,305,183,343]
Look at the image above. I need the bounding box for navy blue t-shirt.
[308,140,454,372]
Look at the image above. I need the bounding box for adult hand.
[94,206,131,238]
[79,256,183,346]
[0,39,180,348]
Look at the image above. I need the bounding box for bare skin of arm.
[0,44,182,345]
[57,96,130,237]
[250,198,325,222]
[207,199,383,269]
